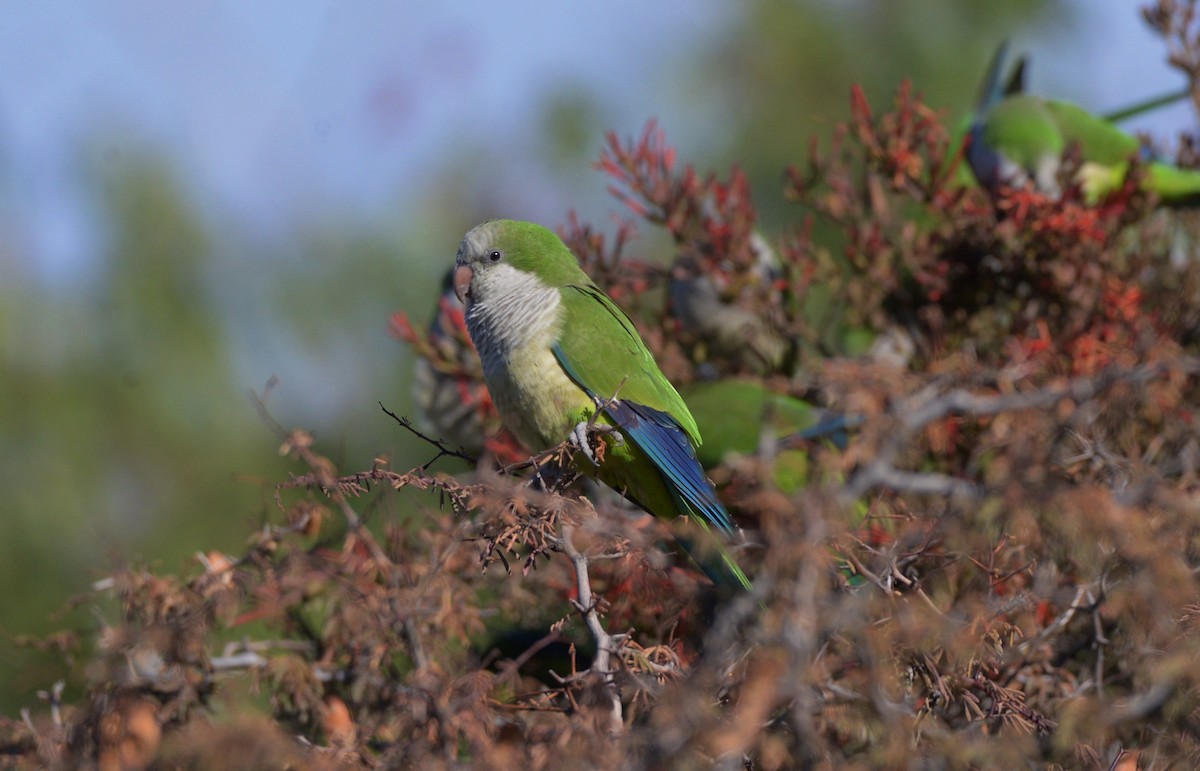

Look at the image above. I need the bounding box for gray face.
[449,222,560,380]
[453,221,504,306]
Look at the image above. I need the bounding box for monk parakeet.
[961,43,1200,203]
[453,219,752,591]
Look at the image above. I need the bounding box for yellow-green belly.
[484,343,682,523]
[485,342,594,451]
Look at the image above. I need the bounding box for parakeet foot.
[570,421,623,466]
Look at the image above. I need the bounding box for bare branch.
[845,359,1199,500]
[379,401,477,466]
[559,523,624,736]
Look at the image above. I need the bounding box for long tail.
[674,528,753,593]
[976,40,1026,113]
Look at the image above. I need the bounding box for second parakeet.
[681,378,856,494]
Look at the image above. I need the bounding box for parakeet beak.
[453,264,474,305]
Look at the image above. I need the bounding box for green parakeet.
[681,378,853,494]
[962,43,1200,204]
[453,219,752,591]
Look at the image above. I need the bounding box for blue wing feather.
[604,399,736,535]
[551,342,734,535]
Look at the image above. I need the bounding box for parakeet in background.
[959,42,1200,203]
[681,378,857,494]
[453,219,752,591]
[409,270,495,456]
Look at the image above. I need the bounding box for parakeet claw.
[570,421,623,466]
[570,422,598,465]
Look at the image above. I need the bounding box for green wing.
[552,282,749,589]
[681,379,819,468]
[553,283,701,445]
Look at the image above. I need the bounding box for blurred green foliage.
[0,153,456,710]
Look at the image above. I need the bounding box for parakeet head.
[453,219,587,307]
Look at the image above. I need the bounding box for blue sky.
[0,2,728,284]
[0,1,1191,288]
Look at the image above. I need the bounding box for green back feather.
[682,379,818,469]
[979,95,1064,169]
[1042,100,1142,164]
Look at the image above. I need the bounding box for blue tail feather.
[783,412,863,451]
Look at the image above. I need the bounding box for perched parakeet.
[453,219,751,591]
[961,43,1200,203]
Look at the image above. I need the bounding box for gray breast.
[464,266,561,379]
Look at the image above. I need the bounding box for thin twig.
[379,401,477,466]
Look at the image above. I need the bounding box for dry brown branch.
[845,358,1200,500]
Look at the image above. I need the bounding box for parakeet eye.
[488,250,503,263]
